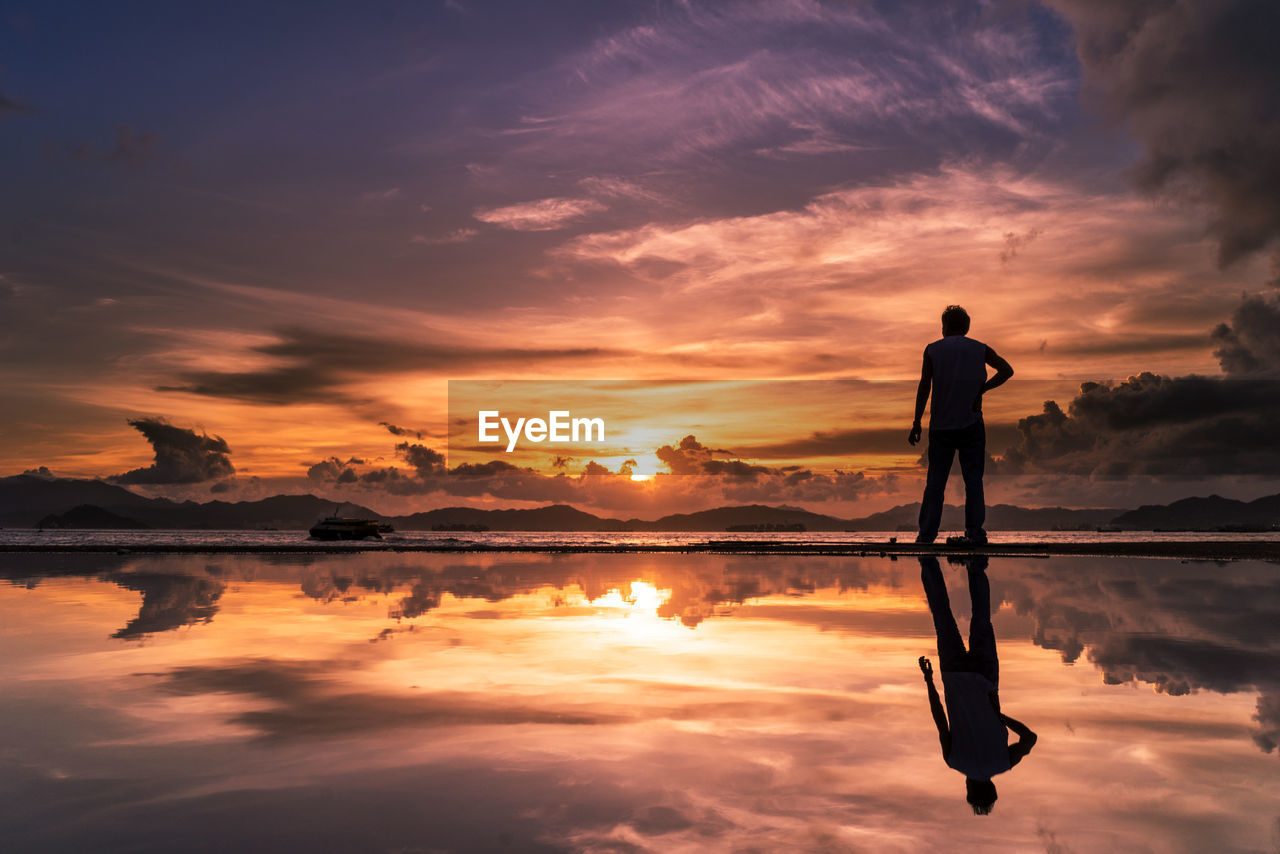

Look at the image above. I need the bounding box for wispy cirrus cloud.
[576,176,669,204]
[489,1,1074,177]
[474,197,607,231]
[548,163,1258,379]
[411,228,478,245]
[359,187,402,204]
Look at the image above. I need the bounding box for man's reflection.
[917,555,1037,814]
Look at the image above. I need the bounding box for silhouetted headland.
[2,539,1278,560]
[7,474,1280,533]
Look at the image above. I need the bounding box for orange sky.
[3,1,1280,515]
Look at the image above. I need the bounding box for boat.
[309,517,382,540]
[309,506,383,540]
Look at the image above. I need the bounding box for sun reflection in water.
[581,580,684,644]
[590,580,671,614]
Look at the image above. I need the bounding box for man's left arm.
[920,657,952,758]
[975,347,1014,411]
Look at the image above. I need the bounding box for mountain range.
[2,474,1276,532]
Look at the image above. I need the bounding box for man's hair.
[942,305,970,335]
[966,778,997,815]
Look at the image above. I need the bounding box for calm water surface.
[4,529,1280,548]
[2,552,1277,853]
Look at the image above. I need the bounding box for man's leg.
[920,556,966,670]
[918,430,956,543]
[957,420,987,542]
[964,556,999,687]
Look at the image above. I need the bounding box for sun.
[630,472,652,482]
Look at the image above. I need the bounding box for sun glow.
[591,580,671,614]
[582,580,681,643]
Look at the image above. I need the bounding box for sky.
[3,0,1280,515]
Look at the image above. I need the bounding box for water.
[1,550,1277,852]
[3,528,1279,549]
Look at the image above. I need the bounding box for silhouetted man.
[908,305,1013,545]
[917,555,1036,815]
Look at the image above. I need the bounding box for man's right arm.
[910,351,932,446]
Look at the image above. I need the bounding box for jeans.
[920,556,998,685]
[918,418,986,542]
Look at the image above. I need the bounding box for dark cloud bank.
[157,327,619,405]
[108,571,224,640]
[1000,294,1280,475]
[995,555,1280,755]
[113,418,235,485]
[1051,0,1280,269]
[300,432,880,506]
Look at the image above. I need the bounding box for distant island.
[2,474,1278,533]
[37,504,151,530]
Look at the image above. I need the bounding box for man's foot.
[945,534,988,546]
[914,534,936,544]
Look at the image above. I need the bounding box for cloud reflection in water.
[0,551,1276,853]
